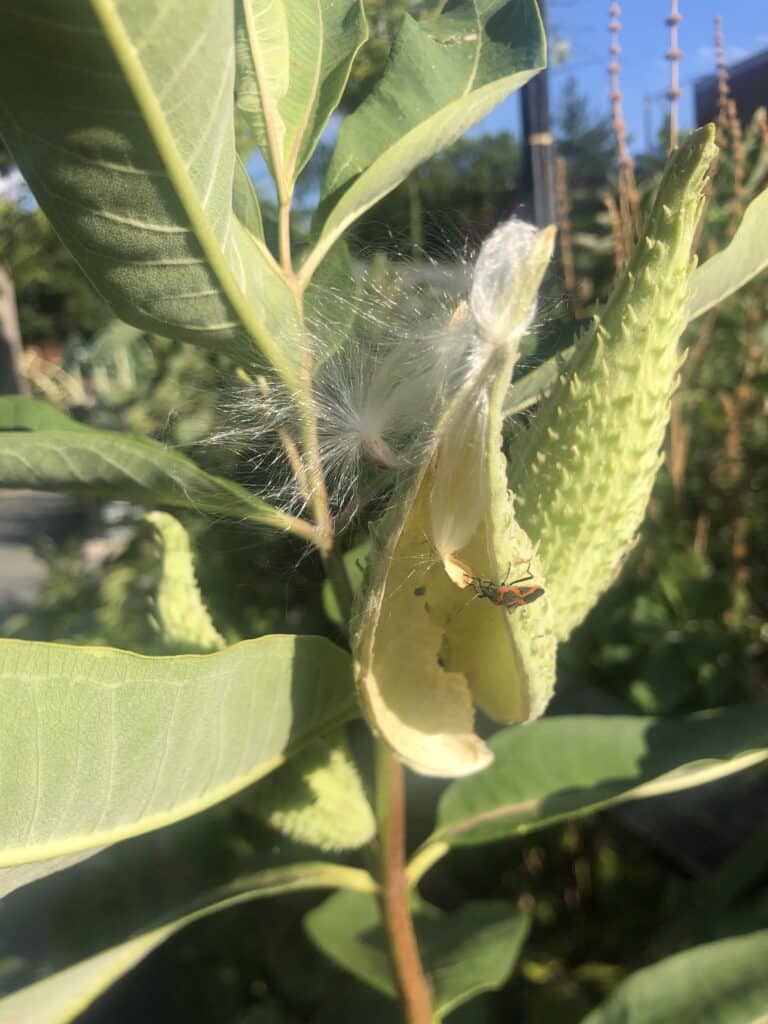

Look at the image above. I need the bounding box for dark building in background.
[695,48,768,125]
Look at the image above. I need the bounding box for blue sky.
[476,1,768,151]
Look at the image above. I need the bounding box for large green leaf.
[236,0,367,187]
[687,188,768,320]
[408,708,768,877]
[0,0,297,374]
[0,635,354,900]
[301,0,545,283]
[0,398,283,528]
[0,863,375,1024]
[581,930,768,1024]
[304,891,530,1015]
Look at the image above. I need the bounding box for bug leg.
[507,561,535,586]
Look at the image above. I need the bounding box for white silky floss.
[469,217,546,349]
[430,219,552,569]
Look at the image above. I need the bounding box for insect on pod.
[470,564,545,610]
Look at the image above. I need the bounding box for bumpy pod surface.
[509,126,717,640]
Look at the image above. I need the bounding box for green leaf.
[236,0,368,186]
[0,0,297,375]
[687,188,768,320]
[249,730,376,851]
[0,395,89,432]
[503,346,574,418]
[301,0,545,283]
[304,891,530,1014]
[146,511,225,653]
[0,635,354,900]
[412,707,768,866]
[0,399,284,529]
[581,930,768,1024]
[0,863,375,1024]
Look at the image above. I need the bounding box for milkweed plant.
[1,2,768,1021]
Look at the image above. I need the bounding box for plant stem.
[323,541,355,624]
[278,195,294,276]
[292,345,335,552]
[269,509,320,546]
[376,743,436,1024]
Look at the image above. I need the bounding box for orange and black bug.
[470,564,544,610]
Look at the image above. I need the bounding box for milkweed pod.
[510,126,718,640]
[352,223,558,777]
[430,385,490,562]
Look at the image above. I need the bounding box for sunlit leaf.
[0,0,298,374]
[0,635,354,899]
[0,396,88,432]
[688,188,768,320]
[414,708,768,862]
[302,0,545,283]
[0,398,283,529]
[236,0,367,185]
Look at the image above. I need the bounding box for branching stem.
[295,347,334,551]
[270,509,320,546]
[376,744,436,1024]
[279,145,431,1024]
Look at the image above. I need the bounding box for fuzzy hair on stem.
[203,219,555,531]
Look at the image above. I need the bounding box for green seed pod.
[249,732,376,851]
[352,224,558,777]
[147,511,225,654]
[509,125,717,640]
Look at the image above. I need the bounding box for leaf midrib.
[430,749,768,846]
[89,0,292,378]
[461,1,484,98]
[240,0,289,195]
[0,641,358,869]
[0,427,278,519]
[284,0,325,183]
